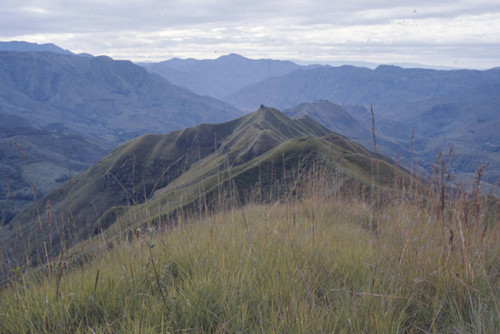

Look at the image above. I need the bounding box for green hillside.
[1,106,401,274]
[1,105,498,333]
[1,149,498,333]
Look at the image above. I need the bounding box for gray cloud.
[1,0,499,68]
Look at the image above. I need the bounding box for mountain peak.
[256,104,281,114]
[243,105,289,124]
[0,41,73,55]
[374,64,404,72]
[222,53,246,59]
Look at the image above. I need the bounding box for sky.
[1,0,499,69]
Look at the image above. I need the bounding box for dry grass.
[0,156,498,333]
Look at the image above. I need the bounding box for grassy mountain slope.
[0,107,331,266]
[1,107,401,273]
[2,155,498,332]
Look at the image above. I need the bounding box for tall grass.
[0,156,498,333]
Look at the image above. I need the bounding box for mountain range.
[1,106,401,270]
[0,41,73,55]
[0,42,498,331]
[0,51,240,141]
[142,55,500,184]
[0,49,241,223]
[283,100,412,162]
[140,53,306,100]
[1,42,499,232]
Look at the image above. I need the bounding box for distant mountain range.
[0,41,73,55]
[141,54,500,184]
[140,55,460,101]
[2,106,401,269]
[140,53,306,100]
[0,49,241,223]
[283,100,411,161]
[223,65,500,184]
[224,64,500,113]
[0,51,240,141]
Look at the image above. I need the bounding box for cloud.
[0,0,499,68]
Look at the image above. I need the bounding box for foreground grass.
[1,182,499,332]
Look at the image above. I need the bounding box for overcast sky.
[1,0,499,69]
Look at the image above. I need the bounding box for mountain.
[141,55,456,102]
[0,51,242,224]
[0,41,73,54]
[225,65,500,183]
[0,51,241,142]
[284,100,371,142]
[1,107,401,270]
[226,65,500,113]
[140,54,304,100]
[284,100,412,163]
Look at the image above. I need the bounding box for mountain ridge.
[224,65,500,183]
[1,107,400,271]
[0,41,73,55]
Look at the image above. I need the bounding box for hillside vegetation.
[3,106,403,274]
[0,152,498,332]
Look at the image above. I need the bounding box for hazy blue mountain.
[294,59,458,70]
[284,100,412,166]
[142,55,456,101]
[284,100,370,142]
[0,41,73,54]
[225,65,500,183]
[0,51,242,142]
[140,53,305,100]
[226,65,500,113]
[0,51,242,224]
